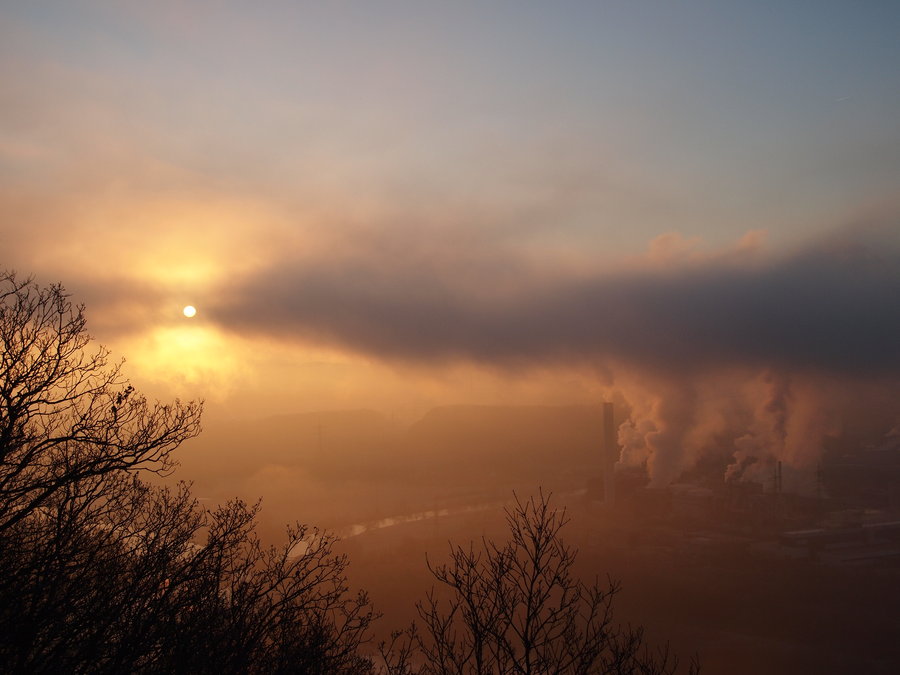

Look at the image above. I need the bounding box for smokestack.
[603,402,617,504]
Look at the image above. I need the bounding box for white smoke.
[614,368,849,492]
[727,371,791,484]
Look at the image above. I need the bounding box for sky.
[2,1,899,483]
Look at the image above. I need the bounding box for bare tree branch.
[382,491,698,675]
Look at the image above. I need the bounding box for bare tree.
[0,271,202,533]
[383,492,698,675]
[0,271,377,673]
[0,477,378,672]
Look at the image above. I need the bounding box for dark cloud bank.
[213,224,900,377]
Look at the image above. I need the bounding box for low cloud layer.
[211,222,900,377]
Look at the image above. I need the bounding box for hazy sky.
[2,1,899,436]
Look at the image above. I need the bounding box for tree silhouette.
[0,272,376,673]
[382,492,699,675]
[0,271,202,534]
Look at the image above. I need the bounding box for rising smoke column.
[615,369,840,491]
[728,371,790,484]
[616,378,701,487]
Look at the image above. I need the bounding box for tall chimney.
[603,402,617,504]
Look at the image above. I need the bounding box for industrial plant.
[584,403,900,568]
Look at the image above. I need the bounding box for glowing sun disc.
[183,305,197,318]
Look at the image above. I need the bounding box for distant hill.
[403,404,608,485]
[176,408,403,486]
[171,404,616,529]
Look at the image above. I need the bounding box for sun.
[182,305,197,318]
